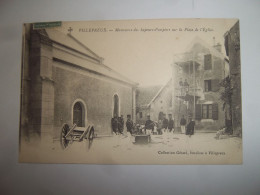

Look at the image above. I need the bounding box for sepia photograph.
[19,18,242,164]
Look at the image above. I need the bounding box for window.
[196,103,218,120]
[204,80,212,92]
[202,104,213,119]
[73,102,84,127]
[113,94,119,117]
[139,112,143,118]
[204,54,212,70]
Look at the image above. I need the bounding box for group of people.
[155,114,175,135]
[111,114,195,137]
[111,115,125,135]
[144,114,195,137]
[111,114,134,135]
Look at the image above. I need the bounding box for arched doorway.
[113,94,119,117]
[73,101,85,127]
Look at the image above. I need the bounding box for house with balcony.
[172,37,229,131]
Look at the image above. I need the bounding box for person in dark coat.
[111,115,119,135]
[180,115,187,134]
[183,79,189,93]
[145,115,154,134]
[126,114,133,135]
[118,115,124,134]
[168,114,174,133]
[183,79,189,87]
[186,118,195,137]
[162,115,169,133]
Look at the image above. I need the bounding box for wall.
[53,62,133,137]
[225,21,242,136]
[150,83,173,122]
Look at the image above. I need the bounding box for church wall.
[52,63,133,138]
[22,29,55,144]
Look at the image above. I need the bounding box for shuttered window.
[196,103,218,120]
[212,103,218,120]
[204,54,212,70]
[204,80,212,92]
[195,104,202,120]
[202,104,212,119]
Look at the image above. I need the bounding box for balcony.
[175,86,202,102]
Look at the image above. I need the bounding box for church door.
[73,102,83,127]
[113,95,119,117]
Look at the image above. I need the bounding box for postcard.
[19,19,242,164]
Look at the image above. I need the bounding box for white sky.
[54,19,237,86]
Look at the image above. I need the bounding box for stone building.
[136,85,162,124]
[20,24,138,143]
[136,80,174,124]
[224,21,242,136]
[172,37,230,130]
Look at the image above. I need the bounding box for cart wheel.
[60,123,70,149]
[88,127,95,140]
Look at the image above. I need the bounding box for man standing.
[168,114,174,133]
[180,115,187,134]
[118,115,124,134]
[111,115,119,135]
[157,119,163,135]
[162,114,169,133]
[126,114,133,135]
[145,115,154,135]
[186,118,195,137]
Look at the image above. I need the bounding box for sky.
[53,19,237,86]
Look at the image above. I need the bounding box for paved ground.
[20,131,242,164]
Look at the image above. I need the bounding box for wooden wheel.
[60,123,70,149]
[88,127,95,140]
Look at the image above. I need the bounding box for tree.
[219,76,233,133]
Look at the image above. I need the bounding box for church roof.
[44,29,138,86]
[136,85,163,107]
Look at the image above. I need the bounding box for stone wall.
[225,21,242,136]
[52,63,133,138]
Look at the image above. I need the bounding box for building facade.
[135,85,162,124]
[172,37,229,131]
[136,80,174,125]
[224,21,242,136]
[20,24,138,143]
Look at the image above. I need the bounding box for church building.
[20,24,138,143]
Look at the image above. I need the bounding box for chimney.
[213,42,222,53]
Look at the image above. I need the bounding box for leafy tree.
[219,76,233,133]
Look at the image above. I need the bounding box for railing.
[175,87,202,97]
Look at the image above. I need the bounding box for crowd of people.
[111,114,134,135]
[111,114,195,137]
